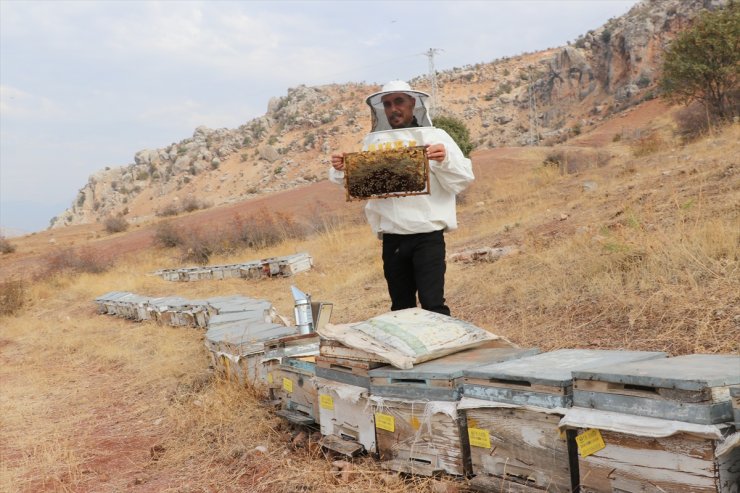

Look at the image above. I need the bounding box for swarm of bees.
[344,146,430,201]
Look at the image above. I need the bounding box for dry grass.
[1,123,738,491]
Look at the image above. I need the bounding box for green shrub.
[433,115,474,157]
[659,3,739,119]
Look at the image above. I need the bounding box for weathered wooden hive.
[460,349,666,492]
[153,253,313,282]
[732,386,740,429]
[207,320,295,385]
[274,253,314,277]
[313,339,386,456]
[253,253,311,278]
[269,356,320,427]
[369,347,538,477]
[204,297,294,385]
[94,291,127,316]
[315,377,377,457]
[95,291,139,317]
[563,353,740,492]
[316,339,388,389]
[209,264,245,280]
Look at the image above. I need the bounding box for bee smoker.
[291,285,314,334]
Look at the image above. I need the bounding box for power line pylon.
[424,48,443,117]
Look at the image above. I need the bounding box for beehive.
[316,355,384,389]
[370,347,538,477]
[315,377,376,456]
[460,349,666,492]
[572,354,740,425]
[566,354,740,492]
[271,358,320,426]
[370,347,539,402]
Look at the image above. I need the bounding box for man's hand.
[331,153,345,171]
[426,144,446,162]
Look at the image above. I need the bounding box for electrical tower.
[424,48,443,117]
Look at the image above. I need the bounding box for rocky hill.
[50,0,727,229]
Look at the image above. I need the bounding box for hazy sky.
[0,0,638,233]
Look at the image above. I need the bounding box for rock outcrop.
[50,0,727,228]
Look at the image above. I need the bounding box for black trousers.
[381,230,450,316]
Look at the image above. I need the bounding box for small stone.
[431,480,460,493]
[582,181,598,192]
[291,431,308,448]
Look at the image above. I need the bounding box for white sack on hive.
[318,308,499,369]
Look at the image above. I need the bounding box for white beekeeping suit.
[330,80,474,237]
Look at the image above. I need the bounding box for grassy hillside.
[1,105,738,491]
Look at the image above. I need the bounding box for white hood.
[365,80,433,132]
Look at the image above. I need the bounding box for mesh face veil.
[365,80,433,132]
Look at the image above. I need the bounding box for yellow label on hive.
[394,140,404,149]
[468,428,492,448]
[282,377,293,393]
[576,429,606,457]
[375,413,395,432]
[410,416,421,430]
[319,394,334,410]
[267,373,273,384]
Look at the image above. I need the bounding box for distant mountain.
[50,0,729,229]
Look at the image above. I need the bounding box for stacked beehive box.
[314,340,387,456]
[265,334,321,426]
[369,347,539,477]
[561,354,740,492]
[205,298,294,385]
[152,252,313,282]
[97,292,740,489]
[459,349,666,492]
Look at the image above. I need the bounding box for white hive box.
[564,354,740,492]
[370,347,538,477]
[270,358,320,426]
[460,349,666,493]
[315,377,376,456]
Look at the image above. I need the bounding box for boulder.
[258,145,280,163]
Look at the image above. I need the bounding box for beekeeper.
[330,80,474,316]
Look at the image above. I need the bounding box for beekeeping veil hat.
[366,80,433,132]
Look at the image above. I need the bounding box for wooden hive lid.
[464,349,667,389]
[572,353,740,392]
